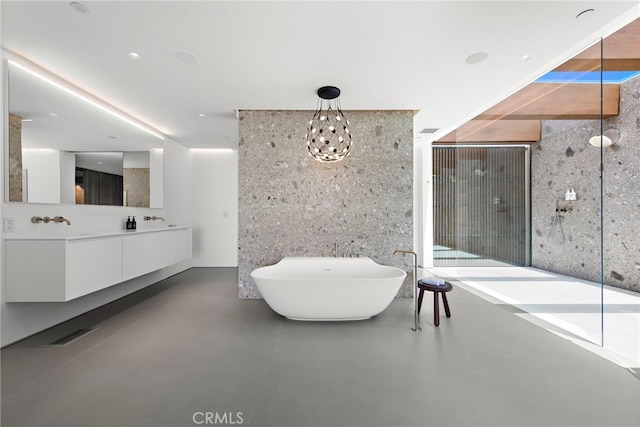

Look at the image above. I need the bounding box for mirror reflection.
[6,59,164,207]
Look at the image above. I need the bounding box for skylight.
[535,71,640,84]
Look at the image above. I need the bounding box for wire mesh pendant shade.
[305,86,352,162]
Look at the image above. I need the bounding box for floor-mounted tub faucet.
[393,249,421,332]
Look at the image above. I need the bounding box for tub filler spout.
[393,249,421,332]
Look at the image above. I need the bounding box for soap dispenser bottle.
[132,216,137,231]
[126,216,132,230]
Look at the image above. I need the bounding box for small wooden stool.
[417,279,453,327]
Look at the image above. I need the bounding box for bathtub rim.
[251,256,406,282]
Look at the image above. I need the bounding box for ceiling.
[2,1,639,149]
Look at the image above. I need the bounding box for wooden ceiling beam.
[475,83,619,120]
[436,120,541,143]
[439,18,634,144]
[554,18,640,71]
[554,58,640,72]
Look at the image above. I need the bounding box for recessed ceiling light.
[49,112,59,118]
[69,2,89,14]
[128,52,142,61]
[521,54,532,61]
[97,161,104,165]
[465,52,488,65]
[198,113,207,118]
[173,50,198,64]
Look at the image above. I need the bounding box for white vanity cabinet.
[122,228,192,281]
[4,227,191,302]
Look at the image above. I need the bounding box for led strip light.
[8,58,165,140]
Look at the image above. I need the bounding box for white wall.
[0,138,192,346]
[59,150,75,204]
[123,151,150,168]
[165,142,192,228]
[414,141,433,268]
[22,148,61,204]
[0,35,198,346]
[165,140,194,276]
[149,148,164,209]
[0,43,234,345]
[191,149,238,267]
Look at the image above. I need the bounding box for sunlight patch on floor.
[423,266,640,369]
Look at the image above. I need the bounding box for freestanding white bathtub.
[250,257,406,321]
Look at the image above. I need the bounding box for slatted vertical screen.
[433,146,528,266]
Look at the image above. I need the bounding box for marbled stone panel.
[238,110,413,299]
[9,113,23,202]
[124,168,150,208]
[531,76,640,292]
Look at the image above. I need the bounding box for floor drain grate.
[44,328,98,347]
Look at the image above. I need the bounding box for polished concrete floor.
[2,268,639,427]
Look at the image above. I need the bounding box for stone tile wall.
[9,113,23,202]
[531,76,640,292]
[124,168,150,208]
[238,110,413,299]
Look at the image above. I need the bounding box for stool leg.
[442,293,451,318]
[433,292,440,327]
[417,289,425,314]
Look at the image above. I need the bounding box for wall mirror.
[5,59,164,208]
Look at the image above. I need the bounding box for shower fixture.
[589,128,620,148]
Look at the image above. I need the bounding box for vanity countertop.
[3,225,191,241]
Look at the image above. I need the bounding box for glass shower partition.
[601,27,640,366]
[528,38,606,349]
[431,35,619,361]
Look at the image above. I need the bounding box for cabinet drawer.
[66,237,122,300]
[122,228,191,281]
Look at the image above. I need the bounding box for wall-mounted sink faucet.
[50,216,71,225]
[144,216,165,221]
[31,216,71,225]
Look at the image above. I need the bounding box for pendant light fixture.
[305,86,352,162]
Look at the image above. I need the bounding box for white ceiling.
[2,1,639,149]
